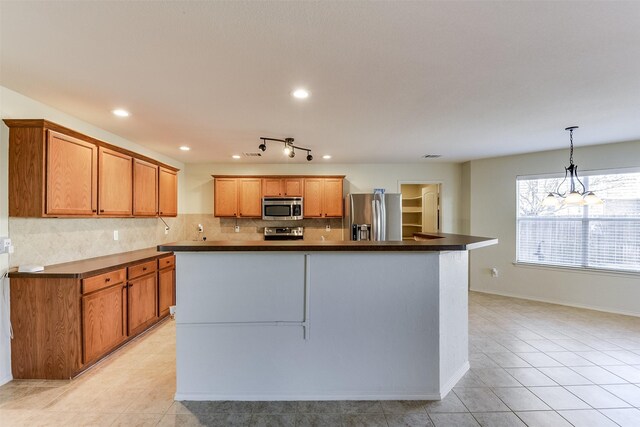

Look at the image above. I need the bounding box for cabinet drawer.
[82,268,126,294]
[128,260,157,280]
[158,255,175,270]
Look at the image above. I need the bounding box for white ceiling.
[1,1,640,164]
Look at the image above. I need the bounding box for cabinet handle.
[105,278,111,282]
[92,209,97,213]
[142,267,147,271]
[99,209,104,213]
[160,211,163,215]
[129,283,134,288]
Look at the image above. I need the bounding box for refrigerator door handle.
[379,199,386,241]
[371,200,377,241]
[373,199,383,241]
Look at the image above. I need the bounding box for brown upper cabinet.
[213,175,344,218]
[213,177,262,218]
[158,167,178,217]
[214,178,239,217]
[262,178,304,197]
[304,177,344,218]
[46,131,98,216]
[133,160,158,216]
[99,148,133,216]
[238,179,262,217]
[4,119,179,218]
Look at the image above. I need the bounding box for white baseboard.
[471,288,640,318]
[174,392,442,401]
[439,362,469,399]
[0,374,12,387]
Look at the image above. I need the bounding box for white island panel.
[175,251,466,401]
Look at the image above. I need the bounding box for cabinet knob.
[129,283,134,288]
[142,267,147,271]
[160,212,163,215]
[105,278,111,282]
[99,209,104,213]
[92,209,97,213]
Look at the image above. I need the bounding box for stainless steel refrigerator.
[345,193,402,241]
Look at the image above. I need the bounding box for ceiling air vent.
[422,154,442,159]
[243,152,262,157]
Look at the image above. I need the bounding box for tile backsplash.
[8,214,344,267]
[181,214,344,242]
[8,216,186,267]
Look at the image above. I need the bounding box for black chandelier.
[258,137,313,161]
[542,126,602,207]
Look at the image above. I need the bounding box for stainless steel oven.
[262,197,303,220]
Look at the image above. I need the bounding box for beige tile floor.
[1,291,640,426]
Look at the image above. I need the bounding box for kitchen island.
[159,233,497,401]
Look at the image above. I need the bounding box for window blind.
[516,170,640,273]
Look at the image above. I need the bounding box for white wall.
[0,86,185,385]
[184,162,464,233]
[0,91,11,385]
[469,139,640,316]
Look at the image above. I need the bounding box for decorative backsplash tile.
[8,216,186,267]
[8,214,344,267]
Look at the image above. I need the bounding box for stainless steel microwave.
[262,197,303,220]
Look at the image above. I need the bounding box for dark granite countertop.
[158,232,497,252]
[8,247,173,279]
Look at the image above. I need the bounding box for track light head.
[258,143,266,151]
[306,154,313,161]
[288,149,295,158]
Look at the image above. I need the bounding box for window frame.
[515,166,640,275]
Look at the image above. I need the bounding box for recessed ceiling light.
[292,89,310,99]
[179,146,190,151]
[112,109,130,117]
[232,155,241,159]
[322,155,332,159]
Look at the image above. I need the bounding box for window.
[517,169,640,273]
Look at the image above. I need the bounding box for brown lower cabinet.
[82,281,127,364]
[158,259,176,317]
[9,250,176,379]
[127,268,158,336]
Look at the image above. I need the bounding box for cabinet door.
[323,178,344,217]
[98,148,132,216]
[214,178,238,217]
[158,167,177,216]
[133,159,158,216]
[46,131,98,215]
[262,178,282,197]
[128,274,158,336]
[238,178,262,217]
[82,284,126,363]
[303,178,324,217]
[283,178,303,197]
[158,267,175,318]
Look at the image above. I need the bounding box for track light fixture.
[258,137,313,161]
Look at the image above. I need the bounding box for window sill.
[512,262,640,278]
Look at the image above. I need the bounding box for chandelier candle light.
[542,126,603,207]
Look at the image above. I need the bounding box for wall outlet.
[113,230,119,241]
[325,225,331,232]
[234,225,240,233]
[164,227,169,235]
[198,224,204,233]
[490,267,499,277]
[0,237,13,254]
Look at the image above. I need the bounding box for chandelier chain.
[569,128,574,166]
